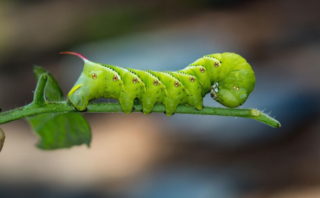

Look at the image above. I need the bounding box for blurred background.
[0,0,320,197]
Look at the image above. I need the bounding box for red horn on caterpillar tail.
[60,51,88,61]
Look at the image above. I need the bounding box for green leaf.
[33,66,64,101]
[26,66,92,150]
[27,113,91,150]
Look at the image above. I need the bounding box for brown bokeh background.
[0,0,320,197]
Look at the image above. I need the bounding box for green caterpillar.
[62,52,255,116]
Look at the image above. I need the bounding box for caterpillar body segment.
[180,65,211,97]
[63,52,255,116]
[128,69,166,115]
[101,64,146,114]
[168,71,203,110]
[146,70,190,116]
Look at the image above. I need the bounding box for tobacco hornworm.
[62,52,255,116]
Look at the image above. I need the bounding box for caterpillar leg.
[140,90,165,115]
[193,99,203,110]
[186,91,203,110]
[140,97,157,115]
[163,97,180,117]
[118,93,136,114]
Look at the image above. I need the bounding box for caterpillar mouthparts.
[62,52,255,116]
[210,82,219,99]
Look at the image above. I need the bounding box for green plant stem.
[0,73,281,128]
[0,101,281,128]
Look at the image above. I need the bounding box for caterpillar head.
[206,53,256,108]
[61,52,115,111]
